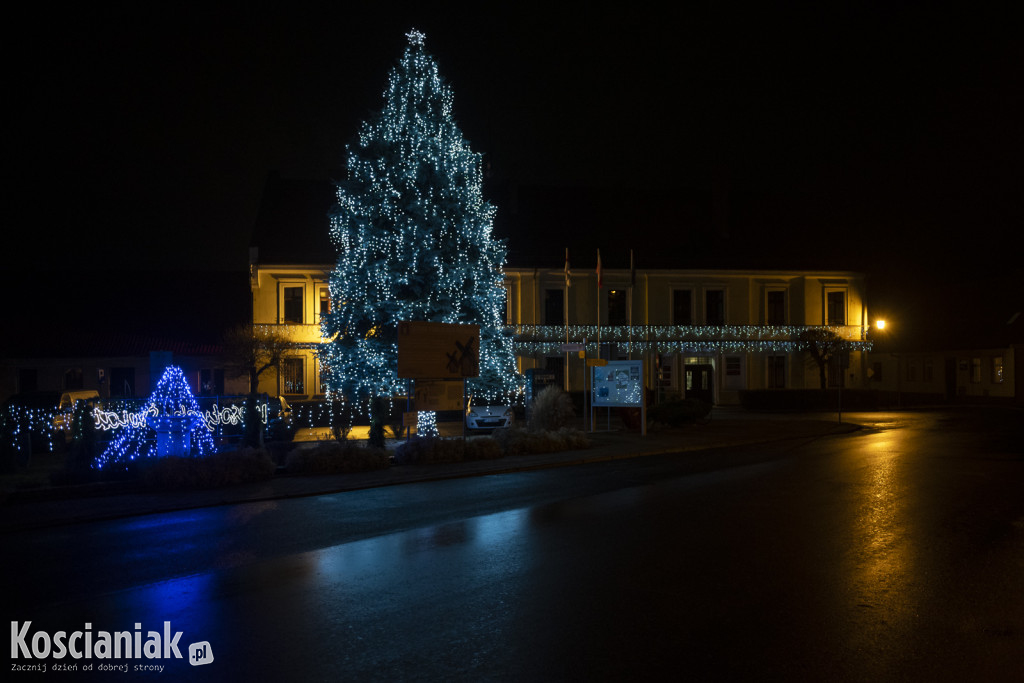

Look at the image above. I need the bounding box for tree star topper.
[406,28,426,46]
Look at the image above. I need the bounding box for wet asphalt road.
[6,409,1023,681]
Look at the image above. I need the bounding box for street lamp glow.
[876,319,886,330]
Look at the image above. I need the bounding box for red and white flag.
[564,248,572,287]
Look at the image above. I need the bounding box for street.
[5,409,1023,681]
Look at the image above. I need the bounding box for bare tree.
[222,324,291,395]
[796,328,846,390]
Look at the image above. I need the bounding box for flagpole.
[628,249,634,358]
[564,248,571,392]
[596,248,602,360]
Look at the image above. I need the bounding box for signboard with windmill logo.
[397,321,480,379]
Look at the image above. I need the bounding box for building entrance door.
[684,364,714,404]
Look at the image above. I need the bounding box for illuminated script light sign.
[591,360,644,407]
[92,402,267,434]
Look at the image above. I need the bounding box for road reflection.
[846,423,917,668]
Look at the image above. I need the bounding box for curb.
[1,420,861,532]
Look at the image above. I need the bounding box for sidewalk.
[1,411,859,533]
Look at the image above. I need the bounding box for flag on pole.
[564,248,572,287]
[596,249,602,289]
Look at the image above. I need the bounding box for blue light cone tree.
[94,365,216,468]
[319,29,519,425]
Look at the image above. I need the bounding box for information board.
[590,360,644,407]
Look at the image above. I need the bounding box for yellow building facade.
[250,257,873,406]
[506,267,872,405]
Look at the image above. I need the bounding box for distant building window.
[200,369,224,396]
[672,289,693,325]
[317,357,328,395]
[970,358,982,383]
[826,291,846,325]
[768,356,786,389]
[706,290,725,326]
[282,358,304,394]
[906,361,918,382]
[607,289,627,326]
[283,286,303,324]
[828,357,843,388]
[922,359,933,383]
[871,361,883,381]
[318,287,331,322]
[110,367,135,398]
[725,356,741,376]
[766,290,786,326]
[992,357,1004,384]
[503,283,513,325]
[64,368,84,391]
[544,288,564,326]
[657,353,676,391]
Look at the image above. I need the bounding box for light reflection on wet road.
[7,410,1023,681]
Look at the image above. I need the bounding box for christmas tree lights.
[320,29,519,418]
[94,366,216,468]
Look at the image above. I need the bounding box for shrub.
[285,441,390,474]
[491,425,590,456]
[392,435,503,465]
[647,399,711,427]
[393,436,464,465]
[465,437,502,461]
[138,447,276,490]
[528,386,576,432]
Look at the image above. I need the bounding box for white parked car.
[465,399,515,431]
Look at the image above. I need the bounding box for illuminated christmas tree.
[320,29,518,415]
[94,365,215,468]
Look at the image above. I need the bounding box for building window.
[725,356,741,376]
[992,357,1004,384]
[200,369,224,395]
[544,288,564,326]
[767,356,786,389]
[607,289,627,326]
[906,361,918,382]
[826,291,846,325]
[110,367,136,398]
[282,358,305,394]
[922,359,933,383]
[503,282,513,325]
[705,289,725,326]
[970,358,982,383]
[283,286,304,324]
[318,286,331,323]
[871,361,883,381]
[317,357,329,395]
[657,353,676,391]
[766,290,786,326]
[63,368,84,390]
[672,289,692,325]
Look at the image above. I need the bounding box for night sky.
[8,4,1021,335]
